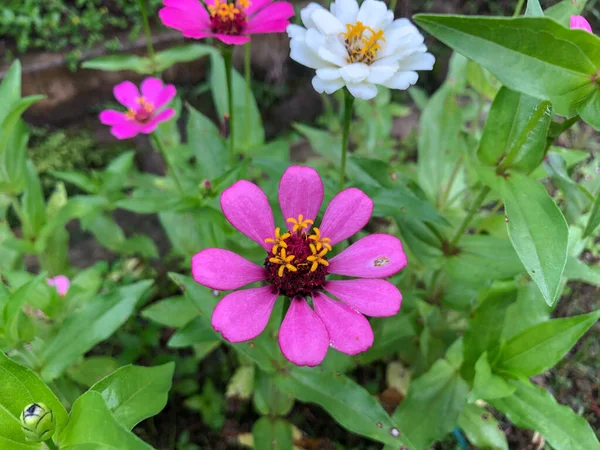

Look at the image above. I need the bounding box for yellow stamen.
[269,248,297,277]
[238,0,251,9]
[208,0,240,20]
[340,21,385,64]
[135,96,155,112]
[306,244,329,272]
[308,227,332,252]
[287,214,314,233]
[264,227,291,254]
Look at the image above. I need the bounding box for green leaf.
[3,274,46,345]
[252,417,294,450]
[458,404,508,450]
[159,207,225,257]
[90,363,174,430]
[470,352,516,402]
[545,0,588,26]
[0,119,29,194]
[501,283,552,340]
[154,44,216,72]
[81,54,152,74]
[413,15,599,118]
[186,105,227,179]
[40,281,153,380]
[84,214,158,258]
[525,0,544,17]
[0,351,69,449]
[167,317,217,348]
[67,357,121,388]
[276,366,415,448]
[499,172,568,305]
[478,87,552,173]
[51,171,99,194]
[583,190,600,238]
[253,369,294,416]
[142,296,198,328]
[391,359,469,450]
[0,60,22,126]
[0,95,45,155]
[495,310,600,377]
[491,380,600,450]
[369,185,449,225]
[57,391,155,449]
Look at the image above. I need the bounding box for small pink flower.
[570,15,592,33]
[47,275,70,297]
[99,78,176,140]
[191,166,407,366]
[159,0,294,45]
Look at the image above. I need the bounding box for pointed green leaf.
[525,0,543,17]
[546,0,589,27]
[0,60,22,126]
[81,55,152,74]
[470,352,516,401]
[252,417,294,450]
[458,404,508,450]
[583,191,600,238]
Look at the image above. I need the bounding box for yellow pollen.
[125,109,136,121]
[308,227,332,252]
[238,0,251,9]
[340,21,385,64]
[287,214,314,233]
[264,227,291,254]
[269,248,297,277]
[307,244,329,272]
[209,0,240,20]
[135,96,155,112]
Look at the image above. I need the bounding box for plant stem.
[244,42,251,139]
[513,0,525,16]
[339,88,354,191]
[45,439,59,450]
[438,154,463,208]
[449,186,491,248]
[223,46,235,166]
[137,0,155,61]
[151,133,184,195]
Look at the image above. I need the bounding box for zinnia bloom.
[571,15,592,33]
[159,0,295,45]
[47,276,70,297]
[191,166,407,366]
[99,78,176,140]
[287,0,434,100]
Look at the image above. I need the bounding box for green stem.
[223,46,235,166]
[450,186,491,248]
[513,0,525,16]
[151,133,184,195]
[244,42,251,139]
[339,89,355,191]
[44,439,59,450]
[438,155,463,208]
[137,0,155,61]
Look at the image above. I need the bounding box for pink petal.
[113,81,140,109]
[99,110,128,126]
[278,297,329,366]
[220,180,275,251]
[191,248,267,290]
[212,286,278,342]
[246,0,273,15]
[312,292,374,355]
[328,234,407,278]
[47,275,70,297]
[155,85,177,109]
[139,108,176,134]
[570,15,592,33]
[246,2,294,34]
[159,6,210,36]
[141,77,164,103]
[278,166,324,231]
[110,123,141,140]
[215,34,251,45]
[318,188,373,245]
[247,19,290,34]
[325,279,402,317]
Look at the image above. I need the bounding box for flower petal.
[289,34,328,70]
[99,110,128,126]
[140,109,176,134]
[110,123,141,140]
[278,297,329,366]
[397,52,435,71]
[330,0,359,26]
[279,166,324,230]
[382,71,418,90]
[221,180,276,250]
[113,81,140,109]
[318,188,373,245]
[346,82,378,99]
[47,275,70,297]
[339,63,369,84]
[312,76,345,94]
[192,248,267,290]
[570,15,592,32]
[246,0,273,14]
[159,0,210,33]
[328,234,407,278]
[311,8,345,35]
[247,19,290,34]
[246,2,294,34]
[215,34,251,45]
[325,279,402,317]
[155,84,178,109]
[312,292,373,355]
[356,0,389,30]
[140,78,164,103]
[212,286,278,342]
[300,3,325,29]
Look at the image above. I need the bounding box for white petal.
[382,71,419,90]
[379,24,421,58]
[380,10,394,29]
[356,0,389,30]
[397,52,435,71]
[305,28,327,53]
[339,63,369,83]
[331,0,359,26]
[346,82,378,99]
[316,67,343,81]
[312,76,345,94]
[367,59,399,84]
[287,24,306,39]
[318,45,347,67]
[290,38,328,69]
[311,9,346,35]
[301,3,325,29]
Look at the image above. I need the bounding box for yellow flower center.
[307,227,332,252]
[341,21,386,64]
[208,0,250,21]
[269,248,298,277]
[264,227,291,254]
[287,214,314,233]
[126,96,155,122]
[306,243,330,272]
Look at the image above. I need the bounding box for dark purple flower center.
[208,0,248,35]
[126,97,155,124]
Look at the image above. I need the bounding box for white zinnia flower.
[287,0,435,100]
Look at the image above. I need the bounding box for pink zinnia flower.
[47,275,70,297]
[159,0,295,45]
[570,15,592,33]
[99,78,176,140]
[191,166,407,366]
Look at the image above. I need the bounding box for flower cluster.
[192,167,407,366]
[47,275,70,297]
